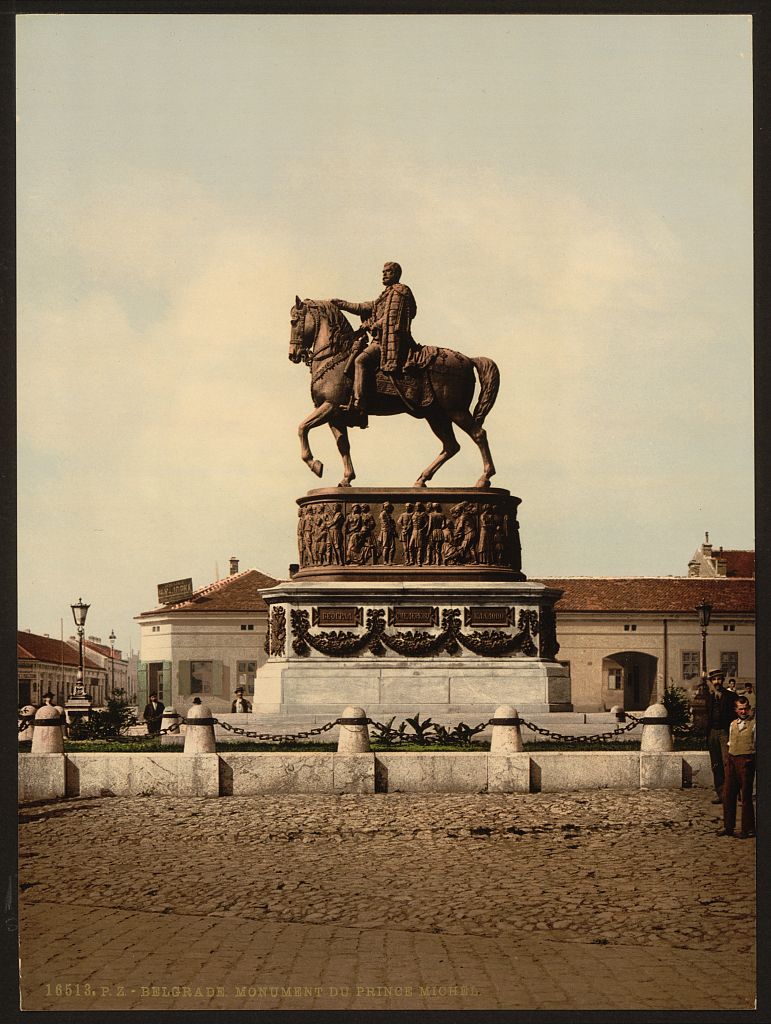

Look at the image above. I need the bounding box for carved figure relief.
[379,502,396,564]
[295,494,520,572]
[398,503,414,564]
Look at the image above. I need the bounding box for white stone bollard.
[160,706,183,746]
[19,706,37,742]
[640,703,673,752]
[183,702,217,754]
[610,705,625,723]
[337,706,371,753]
[490,704,524,753]
[54,705,67,739]
[31,704,65,754]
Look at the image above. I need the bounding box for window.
[240,624,255,631]
[723,624,736,632]
[607,668,623,689]
[623,624,637,632]
[682,651,700,680]
[720,651,738,677]
[152,625,160,633]
[237,661,257,696]
[190,661,213,695]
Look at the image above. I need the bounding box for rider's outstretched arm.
[331,298,374,319]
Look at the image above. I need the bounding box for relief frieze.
[295,494,522,573]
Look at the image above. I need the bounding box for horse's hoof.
[474,476,492,489]
[310,460,324,478]
[337,480,352,488]
[413,479,428,488]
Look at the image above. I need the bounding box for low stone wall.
[19,751,712,803]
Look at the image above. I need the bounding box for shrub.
[67,689,138,740]
[663,681,692,734]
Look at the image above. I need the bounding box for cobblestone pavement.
[19,788,755,1011]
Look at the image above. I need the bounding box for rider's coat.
[342,282,417,372]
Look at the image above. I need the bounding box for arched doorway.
[603,652,658,711]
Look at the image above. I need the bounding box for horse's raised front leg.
[328,420,356,487]
[414,409,461,487]
[451,409,496,489]
[298,401,334,478]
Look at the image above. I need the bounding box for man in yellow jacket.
[717,696,755,839]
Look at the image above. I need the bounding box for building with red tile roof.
[17,630,107,708]
[135,561,279,712]
[532,576,754,711]
[687,533,755,578]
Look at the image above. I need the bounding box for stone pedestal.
[257,485,571,718]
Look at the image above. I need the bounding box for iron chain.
[214,717,342,742]
[519,717,642,743]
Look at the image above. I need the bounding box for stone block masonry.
[20,751,714,802]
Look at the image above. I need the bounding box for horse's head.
[289,296,314,365]
[289,296,355,366]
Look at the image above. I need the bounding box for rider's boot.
[342,364,368,425]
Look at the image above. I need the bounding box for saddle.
[375,364,434,408]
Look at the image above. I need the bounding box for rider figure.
[331,262,417,414]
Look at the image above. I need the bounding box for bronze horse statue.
[289,297,500,488]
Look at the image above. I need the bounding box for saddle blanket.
[375,345,438,407]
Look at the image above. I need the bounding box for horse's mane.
[303,299,356,354]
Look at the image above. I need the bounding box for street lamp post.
[691,601,713,734]
[70,598,90,695]
[696,601,713,681]
[67,598,93,727]
[109,630,116,695]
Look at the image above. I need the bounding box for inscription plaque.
[464,606,514,627]
[312,606,363,627]
[388,606,439,627]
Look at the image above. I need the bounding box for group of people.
[706,670,756,840]
[142,687,254,734]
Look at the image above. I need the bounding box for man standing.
[331,262,417,414]
[705,669,739,804]
[231,687,252,714]
[717,695,755,839]
[143,692,165,735]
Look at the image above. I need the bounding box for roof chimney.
[229,556,239,576]
[702,531,712,556]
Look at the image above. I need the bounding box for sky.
[16,13,754,653]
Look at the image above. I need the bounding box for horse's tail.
[471,356,500,426]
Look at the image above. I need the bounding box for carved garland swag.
[288,607,539,659]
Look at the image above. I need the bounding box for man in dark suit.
[706,670,739,803]
[231,687,252,714]
[143,692,165,735]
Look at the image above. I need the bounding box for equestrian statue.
[289,261,500,489]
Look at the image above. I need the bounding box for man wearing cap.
[717,695,756,839]
[706,670,740,803]
[231,687,252,714]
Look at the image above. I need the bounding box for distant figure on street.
[717,696,755,839]
[726,678,737,693]
[143,692,165,735]
[743,682,756,709]
[706,670,740,804]
[231,687,252,713]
